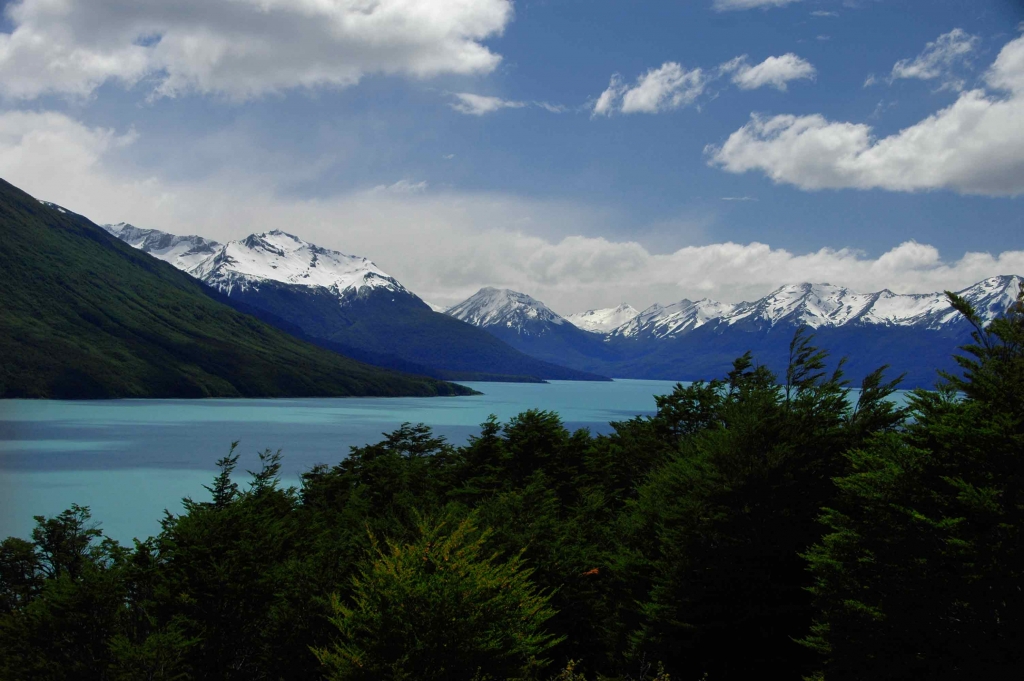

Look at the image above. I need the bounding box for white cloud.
[450,92,526,115]
[593,63,706,115]
[720,53,816,91]
[863,74,877,87]
[372,179,428,194]
[811,10,839,17]
[0,109,1019,313]
[448,92,565,115]
[708,33,1024,197]
[986,29,1024,94]
[0,0,513,100]
[593,75,626,116]
[595,54,813,115]
[712,0,804,10]
[890,28,979,90]
[721,196,758,201]
[534,101,568,113]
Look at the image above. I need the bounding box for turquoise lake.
[0,380,682,544]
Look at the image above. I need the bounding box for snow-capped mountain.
[104,224,604,381]
[188,230,408,299]
[102,223,221,272]
[612,299,738,339]
[614,277,1022,340]
[446,287,621,372]
[566,304,640,333]
[102,225,405,300]
[447,288,568,336]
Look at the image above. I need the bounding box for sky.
[0,0,1022,313]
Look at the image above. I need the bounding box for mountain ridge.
[450,277,1022,388]
[102,223,608,382]
[1,181,474,399]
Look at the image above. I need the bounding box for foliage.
[2,294,1021,680]
[314,514,561,681]
[802,284,1024,680]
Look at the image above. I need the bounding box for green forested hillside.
[0,179,472,398]
[2,289,1020,680]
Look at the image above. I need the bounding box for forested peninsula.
[2,289,1021,680]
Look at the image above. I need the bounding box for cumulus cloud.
[0,0,513,100]
[890,28,979,91]
[595,53,814,115]
[712,0,803,10]
[0,109,1019,313]
[720,53,816,91]
[707,33,1024,197]
[593,63,706,116]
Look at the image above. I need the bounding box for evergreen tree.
[314,514,562,681]
[803,285,1024,680]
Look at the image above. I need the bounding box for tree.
[628,332,903,679]
[803,284,1024,680]
[314,514,562,681]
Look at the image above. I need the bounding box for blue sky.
[0,0,1022,312]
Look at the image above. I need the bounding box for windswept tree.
[803,285,1024,680]
[626,331,904,679]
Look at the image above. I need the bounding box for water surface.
[0,380,677,543]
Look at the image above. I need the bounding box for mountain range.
[445,278,1022,388]
[0,179,472,399]
[100,224,607,383]
[97,215,1021,390]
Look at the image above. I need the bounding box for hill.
[0,179,474,399]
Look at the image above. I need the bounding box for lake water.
[0,380,680,544]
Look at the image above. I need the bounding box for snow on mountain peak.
[608,277,1023,340]
[446,287,567,334]
[188,230,406,297]
[103,223,408,299]
[101,222,222,271]
[611,298,738,339]
[566,304,640,333]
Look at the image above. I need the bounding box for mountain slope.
[0,179,473,399]
[102,223,221,271]
[566,304,639,333]
[448,280,1022,388]
[446,288,620,371]
[106,227,605,382]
